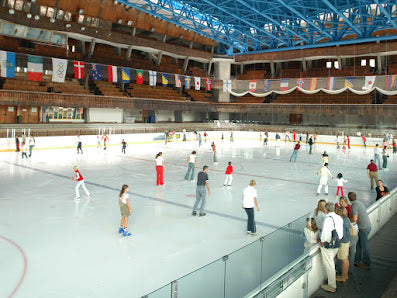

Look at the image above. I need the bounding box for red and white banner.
[74,61,85,79]
[249,80,257,92]
[205,78,211,91]
[194,77,201,90]
[107,65,117,82]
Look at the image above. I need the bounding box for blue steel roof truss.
[122,0,397,55]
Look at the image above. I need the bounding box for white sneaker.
[74,196,80,200]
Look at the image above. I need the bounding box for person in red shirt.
[362,135,367,148]
[293,131,296,142]
[224,161,233,186]
[289,141,301,162]
[70,166,91,199]
[335,196,352,219]
[102,134,109,150]
[366,160,378,189]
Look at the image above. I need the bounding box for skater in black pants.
[122,139,127,154]
[77,135,83,154]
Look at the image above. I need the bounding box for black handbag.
[324,216,341,249]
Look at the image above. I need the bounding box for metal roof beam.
[320,0,362,37]
[276,0,333,41]
[234,0,310,43]
[372,0,397,32]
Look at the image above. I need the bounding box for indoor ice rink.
[1,131,396,297]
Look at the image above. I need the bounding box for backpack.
[324,216,341,249]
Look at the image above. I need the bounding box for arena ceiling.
[122,0,397,55]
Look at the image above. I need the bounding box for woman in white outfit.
[317,163,334,195]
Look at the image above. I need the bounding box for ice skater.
[264,130,268,146]
[336,173,348,198]
[198,133,202,147]
[317,163,334,195]
[230,131,234,142]
[118,184,132,237]
[289,141,301,162]
[155,152,165,185]
[28,135,35,157]
[77,134,83,154]
[192,165,210,217]
[185,151,198,181]
[211,142,218,163]
[308,137,313,154]
[21,142,28,159]
[224,161,233,186]
[382,149,389,171]
[242,180,259,235]
[321,151,329,165]
[374,144,381,169]
[121,139,127,154]
[275,133,281,147]
[102,134,109,150]
[362,135,367,148]
[15,136,20,152]
[70,166,91,199]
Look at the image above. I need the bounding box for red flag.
[74,61,85,79]
[136,70,144,84]
[205,78,211,91]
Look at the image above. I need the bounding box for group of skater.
[15,132,35,158]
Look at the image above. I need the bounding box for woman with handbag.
[335,206,351,283]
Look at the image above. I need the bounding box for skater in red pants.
[155,152,165,185]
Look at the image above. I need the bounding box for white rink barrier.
[0,130,386,152]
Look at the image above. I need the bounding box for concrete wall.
[155,110,175,122]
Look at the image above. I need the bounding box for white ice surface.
[0,137,396,298]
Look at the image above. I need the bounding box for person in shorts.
[118,184,132,237]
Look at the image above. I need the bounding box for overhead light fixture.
[81,27,86,31]
[369,59,376,67]
[27,13,32,19]
[34,15,40,20]
[114,1,118,4]
[71,45,76,52]
[50,18,55,23]
[66,24,71,28]
[78,9,84,14]
[326,61,332,68]
[334,61,339,69]
[118,19,123,24]
[31,0,36,3]
[150,27,155,32]
[9,9,15,14]
[127,20,133,26]
[120,3,124,7]
[361,59,366,66]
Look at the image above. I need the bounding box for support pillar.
[182,58,189,73]
[87,39,96,60]
[126,46,133,61]
[270,61,275,78]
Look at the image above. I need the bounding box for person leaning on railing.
[375,180,389,201]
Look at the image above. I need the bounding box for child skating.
[223,161,233,187]
[70,166,91,199]
[121,139,127,154]
[21,142,28,159]
[336,173,348,198]
[118,184,132,237]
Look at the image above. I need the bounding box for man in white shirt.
[320,203,344,293]
[317,163,334,195]
[242,180,260,235]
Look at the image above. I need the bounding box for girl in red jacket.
[224,161,233,186]
[70,166,91,199]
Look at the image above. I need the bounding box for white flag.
[52,58,67,83]
[194,77,201,90]
[249,80,257,92]
[149,70,157,87]
[223,80,232,93]
[364,76,376,90]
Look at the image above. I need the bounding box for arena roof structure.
[123,0,397,55]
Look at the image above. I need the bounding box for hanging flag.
[0,51,15,78]
[136,69,144,84]
[185,76,191,89]
[385,75,396,90]
[326,77,335,90]
[205,78,211,91]
[296,78,305,89]
[249,80,257,92]
[74,61,85,79]
[162,73,169,87]
[51,58,67,83]
[194,77,201,90]
[107,65,117,82]
[280,79,289,91]
[344,77,355,88]
[264,79,272,92]
[149,70,157,87]
[27,55,43,81]
[223,80,232,93]
[121,67,130,83]
[364,76,376,90]
[92,64,101,81]
[309,78,318,91]
[175,74,181,88]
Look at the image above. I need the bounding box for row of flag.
[222,75,396,93]
[0,51,212,90]
[1,50,396,93]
